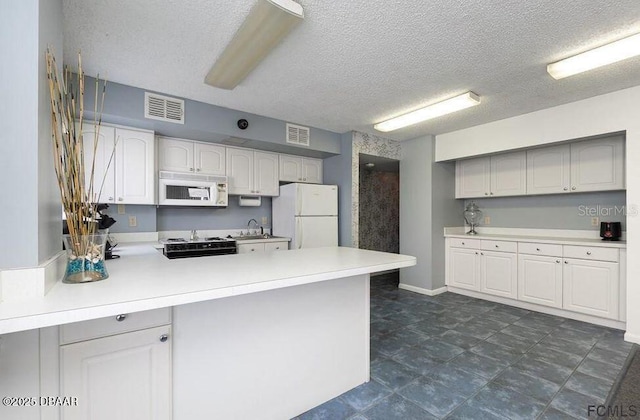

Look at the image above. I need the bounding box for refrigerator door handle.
[296,218,303,249]
[296,188,302,215]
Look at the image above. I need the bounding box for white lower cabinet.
[563,259,619,319]
[447,236,625,324]
[480,250,517,299]
[60,325,172,420]
[518,254,563,308]
[448,247,480,291]
[237,241,288,253]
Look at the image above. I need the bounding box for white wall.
[435,85,640,343]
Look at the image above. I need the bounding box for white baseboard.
[624,332,640,345]
[398,283,447,296]
[0,251,65,302]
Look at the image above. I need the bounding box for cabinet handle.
[251,248,255,251]
[108,197,114,201]
[480,252,484,256]
[196,168,201,172]
[115,314,127,322]
[564,260,569,264]
[536,248,541,251]
[556,260,560,263]
[475,252,478,255]
[563,187,568,191]
[490,192,494,195]
[495,245,499,248]
[571,186,576,191]
[190,168,194,172]
[275,247,280,250]
[484,192,488,195]
[304,178,307,181]
[586,251,592,255]
[461,242,465,245]
[159,334,169,343]
[118,197,123,201]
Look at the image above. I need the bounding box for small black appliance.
[600,221,622,241]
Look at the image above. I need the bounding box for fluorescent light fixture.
[374,92,481,132]
[205,0,303,90]
[547,33,640,79]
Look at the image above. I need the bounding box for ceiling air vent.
[286,123,310,146]
[145,92,185,124]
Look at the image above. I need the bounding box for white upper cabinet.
[254,152,279,196]
[570,137,624,192]
[158,137,226,175]
[226,148,279,196]
[194,142,226,175]
[81,124,155,204]
[279,155,323,184]
[455,157,490,198]
[456,136,625,198]
[527,144,571,195]
[490,151,526,196]
[115,128,155,204]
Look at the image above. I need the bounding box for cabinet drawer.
[264,241,287,252]
[449,238,481,249]
[60,308,172,345]
[518,242,562,257]
[237,243,265,253]
[481,240,517,253]
[563,245,619,262]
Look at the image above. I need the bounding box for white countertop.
[0,244,415,334]
[444,228,626,248]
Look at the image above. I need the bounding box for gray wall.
[82,77,341,157]
[431,159,462,289]
[465,191,627,230]
[324,132,353,246]
[0,0,62,269]
[400,136,434,289]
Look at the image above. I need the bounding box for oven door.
[159,179,220,206]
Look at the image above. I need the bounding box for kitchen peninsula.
[0,244,415,420]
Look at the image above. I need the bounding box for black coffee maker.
[600,222,622,241]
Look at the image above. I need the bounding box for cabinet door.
[490,151,526,196]
[158,137,194,172]
[279,155,303,182]
[448,248,480,291]
[527,145,571,195]
[81,124,116,203]
[60,325,171,420]
[563,259,619,319]
[254,152,279,196]
[480,251,517,298]
[226,148,254,195]
[302,158,323,184]
[517,254,562,308]
[237,243,265,253]
[264,241,288,251]
[195,143,226,175]
[455,157,490,198]
[115,129,155,204]
[570,137,624,192]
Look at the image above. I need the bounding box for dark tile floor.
[295,272,634,420]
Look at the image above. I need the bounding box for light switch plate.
[484,216,491,225]
[128,216,137,227]
[117,204,125,214]
[261,216,268,225]
[591,217,599,226]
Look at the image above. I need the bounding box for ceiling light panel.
[205,0,304,90]
[374,92,481,132]
[547,32,640,80]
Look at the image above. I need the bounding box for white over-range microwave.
[158,171,228,207]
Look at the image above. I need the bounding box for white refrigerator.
[272,183,338,249]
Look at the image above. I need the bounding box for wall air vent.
[145,92,185,124]
[286,123,310,146]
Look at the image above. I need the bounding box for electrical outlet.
[591,217,600,226]
[117,204,125,214]
[261,216,268,225]
[484,216,491,225]
[128,216,137,227]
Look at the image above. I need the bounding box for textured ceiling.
[63,0,640,141]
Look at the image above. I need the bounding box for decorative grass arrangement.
[45,48,111,282]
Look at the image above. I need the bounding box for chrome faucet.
[190,229,199,241]
[247,219,259,235]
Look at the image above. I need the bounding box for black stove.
[161,237,237,259]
